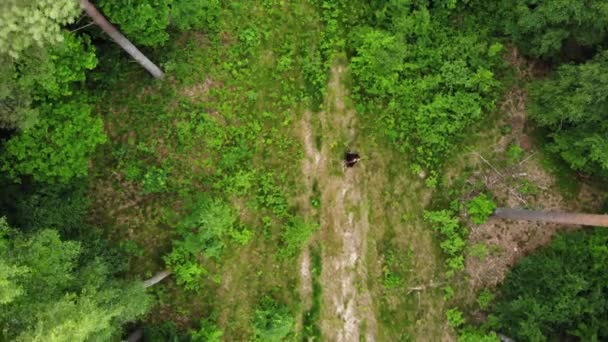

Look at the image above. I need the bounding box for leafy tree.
[501,0,608,59]
[97,0,221,47]
[466,194,496,224]
[98,0,172,47]
[492,229,608,341]
[1,99,107,183]
[0,32,97,130]
[0,218,152,341]
[528,50,608,178]
[0,0,80,58]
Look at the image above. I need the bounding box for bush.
[190,317,223,342]
[252,296,294,342]
[349,3,502,177]
[278,217,318,259]
[447,308,465,328]
[424,209,467,276]
[164,198,250,290]
[477,289,495,310]
[141,166,169,194]
[466,194,496,224]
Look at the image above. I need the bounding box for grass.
[88,1,325,338]
[302,244,322,340]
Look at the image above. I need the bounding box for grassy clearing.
[88,1,325,338]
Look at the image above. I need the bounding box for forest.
[1,0,608,341]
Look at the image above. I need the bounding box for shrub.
[278,217,318,259]
[424,209,467,276]
[466,194,496,224]
[252,296,294,342]
[164,198,250,290]
[477,289,495,310]
[190,317,223,342]
[446,308,465,328]
[349,3,502,177]
[500,0,608,59]
[506,143,524,165]
[1,100,107,183]
[141,167,169,194]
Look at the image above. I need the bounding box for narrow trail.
[299,64,377,341]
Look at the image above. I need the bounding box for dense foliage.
[0,218,151,341]
[98,0,221,47]
[2,99,106,183]
[0,32,97,130]
[492,229,608,341]
[500,0,608,59]
[252,296,295,342]
[528,50,608,178]
[424,207,467,276]
[347,2,503,184]
[0,0,80,58]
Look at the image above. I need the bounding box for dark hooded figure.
[345,152,360,168]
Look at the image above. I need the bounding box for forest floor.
[297,60,452,341]
[446,48,605,304]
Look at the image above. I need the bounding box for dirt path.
[299,64,377,341]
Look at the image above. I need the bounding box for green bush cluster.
[466,194,496,225]
[252,296,295,342]
[347,2,503,182]
[1,100,107,183]
[424,209,467,276]
[0,219,151,341]
[98,0,220,47]
[164,197,250,291]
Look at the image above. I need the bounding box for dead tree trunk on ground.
[493,208,608,227]
[79,0,165,79]
[142,269,172,288]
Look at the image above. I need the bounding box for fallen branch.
[471,152,504,178]
[407,281,444,295]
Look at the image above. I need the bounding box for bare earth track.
[300,65,377,341]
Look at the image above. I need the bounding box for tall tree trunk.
[79,0,165,79]
[142,270,172,288]
[493,208,608,227]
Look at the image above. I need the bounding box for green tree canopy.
[0,32,97,130]
[528,50,608,178]
[492,229,608,341]
[0,0,80,58]
[1,99,107,183]
[501,0,608,59]
[0,218,152,341]
[98,0,220,47]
